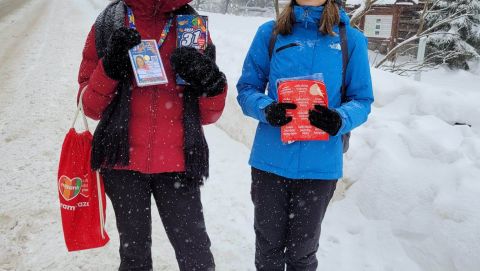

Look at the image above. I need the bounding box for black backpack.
[268,22,351,153]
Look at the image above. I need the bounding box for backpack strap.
[339,22,352,153]
[268,26,278,59]
[339,22,349,103]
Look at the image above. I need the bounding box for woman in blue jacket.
[237,0,373,269]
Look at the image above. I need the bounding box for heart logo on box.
[58,176,82,201]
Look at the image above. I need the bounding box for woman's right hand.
[264,102,297,127]
[103,27,141,81]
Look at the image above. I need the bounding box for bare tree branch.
[350,0,379,27]
[382,47,467,76]
[224,0,231,14]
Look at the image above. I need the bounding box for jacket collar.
[124,0,192,18]
[293,5,350,27]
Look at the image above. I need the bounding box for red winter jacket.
[78,0,227,174]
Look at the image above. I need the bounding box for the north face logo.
[329,42,341,51]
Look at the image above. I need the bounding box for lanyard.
[127,6,173,49]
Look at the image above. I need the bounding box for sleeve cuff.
[258,97,274,123]
[334,107,348,135]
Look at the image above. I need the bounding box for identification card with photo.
[129,40,168,87]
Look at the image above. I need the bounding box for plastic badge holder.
[128,40,169,87]
[276,73,329,143]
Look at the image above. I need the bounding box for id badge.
[129,40,169,87]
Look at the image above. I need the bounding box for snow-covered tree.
[349,0,379,27]
[191,0,274,16]
[375,0,479,71]
[424,0,480,70]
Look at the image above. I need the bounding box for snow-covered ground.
[1,0,479,271]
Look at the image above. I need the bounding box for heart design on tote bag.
[58,176,82,201]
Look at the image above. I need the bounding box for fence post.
[415,37,427,81]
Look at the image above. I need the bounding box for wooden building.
[345,0,424,53]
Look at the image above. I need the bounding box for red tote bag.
[57,87,109,251]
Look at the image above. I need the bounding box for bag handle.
[71,86,90,132]
[71,87,106,238]
[96,171,106,239]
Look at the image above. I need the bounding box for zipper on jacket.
[276,42,301,53]
[309,31,320,75]
[141,16,165,173]
[146,90,159,173]
[303,7,309,29]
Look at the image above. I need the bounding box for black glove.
[102,27,141,81]
[170,45,226,97]
[265,102,297,127]
[308,105,342,136]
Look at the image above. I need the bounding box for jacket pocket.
[275,42,301,53]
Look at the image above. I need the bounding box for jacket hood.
[124,0,192,17]
[293,5,350,27]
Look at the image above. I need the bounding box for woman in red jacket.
[78,0,227,270]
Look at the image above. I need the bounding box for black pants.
[102,169,215,271]
[251,168,337,271]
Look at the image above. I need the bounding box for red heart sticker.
[58,176,82,201]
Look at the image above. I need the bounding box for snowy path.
[0,0,30,20]
[2,1,480,271]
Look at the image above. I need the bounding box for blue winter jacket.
[237,5,374,180]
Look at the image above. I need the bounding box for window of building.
[364,15,393,38]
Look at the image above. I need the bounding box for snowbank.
[326,69,480,271]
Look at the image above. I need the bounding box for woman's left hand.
[170,46,226,97]
[308,105,342,136]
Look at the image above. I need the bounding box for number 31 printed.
[180,30,202,47]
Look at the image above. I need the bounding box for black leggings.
[251,168,337,271]
[101,169,215,271]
